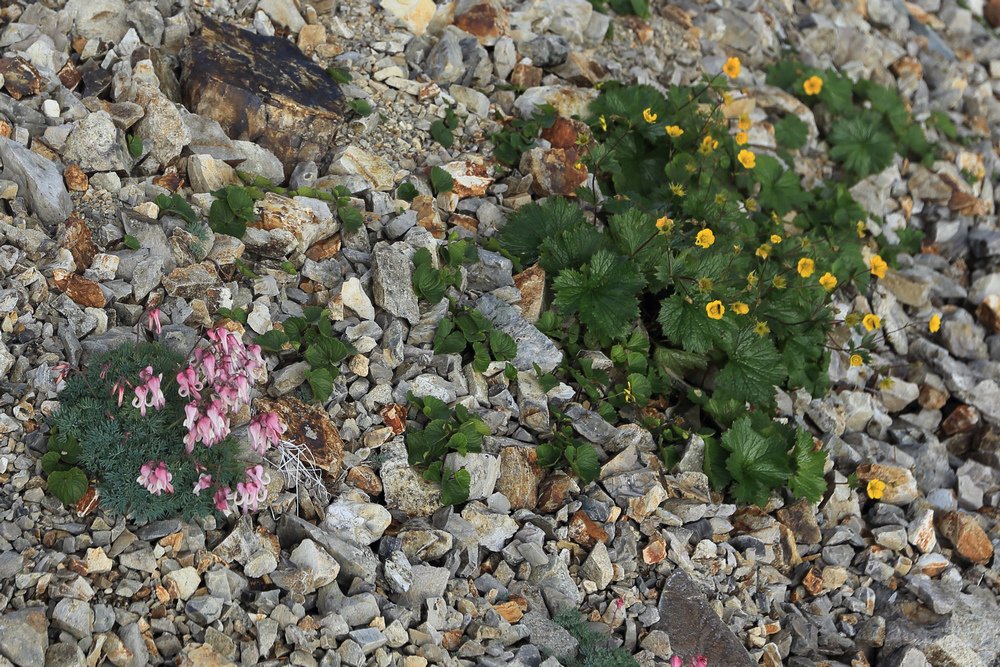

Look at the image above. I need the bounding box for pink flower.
[111,379,128,407]
[192,473,213,495]
[692,658,707,667]
[213,486,231,512]
[232,465,269,513]
[132,383,150,416]
[670,658,682,667]
[146,307,162,335]
[248,411,285,455]
[176,367,203,400]
[146,372,165,411]
[137,461,173,495]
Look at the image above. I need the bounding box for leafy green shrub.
[537,411,601,484]
[430,105,459,148]
[208,185,258,238]
[256,306,355,402]
[433,306,517,373]
[405,394,491,505]
[491,103,557,165]
[497,61,927,505]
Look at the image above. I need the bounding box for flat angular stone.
[255,396,344,478]
[182,18,345,176]
[654,571,756,667]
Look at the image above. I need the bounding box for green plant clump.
[433,306,518,374]
[553,609,640,667]
[495,62,935,505]
[411,238,479,304]
[404,395,491,505]
[46,343,245,520]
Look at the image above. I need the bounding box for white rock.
[289,539,340,587]
[580,541,613,589]
[165,566,201,600]
[258,0,306,32]
[342,277,375,320]
[381,0,437,35]
[321,500,392,545]
[42,100,60,118]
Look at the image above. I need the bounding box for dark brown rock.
[256,396,344,478]
[60,214,97,270]
[181,18,345,176]
[52,270,106,308]
[936,511,994,565]
[453,0,508,45]
[0,56,42,100]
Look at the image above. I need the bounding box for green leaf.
[305,337,351,371]
[47,467,89,505]
[41,451,69,474]
[657,295,729,355]
[625,372,652,405]
[488,329,517,362]
[256,330,289,352]
[208,199,247,238]
[570,443,601,483]
[773,114,808,150]
[235,258,260,279]
[440,467,471,506]
[413,249,447,303]
[430,166,454,194]
[123,234,141,250]
[280,260,297,274]
[789,429,827,502]
[754,155,811,215]
[305,367,335,402]
[397,182,419,202]
[552,250,644,342]
[126,134,143,158]
[326,66,352,83]
[828,112,895,180]
[338,204,364,233]
[303,306,325,323]
[608,207,660,266]
[703,435,732,490]
[348,99,374,116]
[716,328,787,408]
[499,197,588,267]
[154,193,198,224]
[536,443,562,468]
[430,120,454,148]
[433,318,467,355]
[722,417,791,506]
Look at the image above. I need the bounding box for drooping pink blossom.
[146,307,162,335]
[692,657,708,667]
[213,486,231,512]
[232,465,269,513]
[132,383,150,416]
[176,367,203,400]
[192,473,213,495]
[111,379,128,407]
[248,411,285,455]
[137,461,173,495]
[670,658,682,667]
[146,372,165,411]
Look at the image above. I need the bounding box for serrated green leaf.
[348,99,374,116]
[397,182,419,201]
[498,197,587,267]
[716,328,787,408]
[657,295,731,355]
[440,467,471,506]
[430,120,454,148]
[256,329,289,352]
[123,234,141,250]
[789,429,827,502]
[208,199,247,238]
[47,467,88,505]
[488,329,517,362]
[625,372,652,405]
[155,193,198,224]
[773,114,808,150]
[536,443,561,468]
[338,204,364,233]
[430,166,454,194]
[570,443,601,483]
[127,133,143,158]
[828,112,895,180]
[552,250,644,342]
[305,337,351,371]
[41,451,69,474]
[305,367,335,402]
[723,417,791,506]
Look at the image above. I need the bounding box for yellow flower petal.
[803,75,824,96]
[732,302,749,315]
[850,353,864,368]
[862,313,881,332]
[929,313,941,333]
[642,107,658,124]
[866,478,886,500]
[706,300,725,320]
[695,229,716,249]
[819,272,838,291]
[797,257,815,278]
[869,254,888,279]
[665,125,684,138]
[723,56,741,79]
[737,149,756,169]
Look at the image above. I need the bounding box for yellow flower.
[666,125,684,138]
[732,302,749,315]
[715,193,728,205]
[869,254,888,279]
[670,183,686,197]
[866,478,886,500]
[643,107,658,124]
[845,313,861,328]
[599,115,607,132]
[735,131,749,145]
[856,221,866,238]
[722,92,733,105]
[755,244,771,259]
[737,149,756,169]
[697,277,714,291]
[754,320,770,336]
[723,56,741,79]
[695,229,716,249]
[770,234,782,244]
[738,113,751,130]
[706,300,725,320]
[819,272,838,291]
[699,135,719,154]
[850,353,864,367]
[623,381,635,404]
[772,275,787,289]
[803,75,823,96]
[746,271,758,287]
[929,313,941,333]
[655,216,674,234]
[744,197,758,212]
[862,313,881,331]
[797,257,815,278]
[573,161,584,170]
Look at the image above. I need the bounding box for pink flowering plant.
[44,316,285,520]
